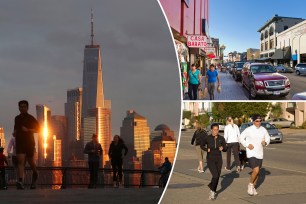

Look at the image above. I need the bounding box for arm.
[263,129,270,146]
[99,144,103,156]
[191,131,197,145]
[83,143,90,154]
[7,138,13,156]
[239,129,249,148]
[108,144,112,158]
[205,72,208,86]
[200,136,208,151]
[224,126,228,143]
[123,143,128,156]
[198,71,202,84]
[217,74,221,85]
[4,156,8,166]
[221,137,227,152]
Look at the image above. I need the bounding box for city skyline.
[0,1,181,144]
[210,0,306,55]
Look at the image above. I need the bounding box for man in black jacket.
[191,124,208,173]
[201,123,227,200]
[84,134,103,189]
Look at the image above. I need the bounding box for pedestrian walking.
[201,123,227,200]
[205,64,221,100]
[84,133,103,189]
[239,114,270,196]
[191,123,208,173]
[14,100,40,189]
[7,133,18,171]
[108,135,128,188]
[158,157,172,187]
[0,147,8,190]
[186,64,201,100]
[224,117,241,172]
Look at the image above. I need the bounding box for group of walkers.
[191,114,270,200]
[185,63,221,100]
[0,100,131,189]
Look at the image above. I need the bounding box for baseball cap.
[252,114,262,121]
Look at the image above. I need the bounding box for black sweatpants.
[0,168,6,188]
[207,156,223,192]
[111,158,123,182]
[226,142,241,169]
[188,83,200,100]
[88,161,99,185]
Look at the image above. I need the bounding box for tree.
[269,102,283,118]
[182,110,191,120]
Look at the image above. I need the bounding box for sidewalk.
[183,72,248,100]
[161,171,306,204]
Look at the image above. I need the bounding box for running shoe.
[16,181,25,190]
[253,186,258,195]
[247,183,254,196]
[208,190,216,200]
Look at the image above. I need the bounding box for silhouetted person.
[159,157,172,187]
[108,135,128,188]
[84,134,102,189]
[14,100,39,189]
[201,123,227,200]
[0,147,8,190]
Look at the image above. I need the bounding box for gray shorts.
[207,83,216,95]
[195,145,205,162]
[248,157,263,169]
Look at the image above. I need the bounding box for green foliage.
[269,102,283,118]
[182,110,192,119]
[194,113,210,128]
[211,102,270,121]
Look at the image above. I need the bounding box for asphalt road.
[161,128,306,204]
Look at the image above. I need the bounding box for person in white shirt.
[239,114,270,196]
[224,117,241,172]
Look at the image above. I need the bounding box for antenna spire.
[91,9,94,46]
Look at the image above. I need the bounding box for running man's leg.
[17,154,26,182]
[207,158,219,192]
[27,155,38,188]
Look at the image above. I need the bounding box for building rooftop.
[257,15,304,32]
[154,124,170,131]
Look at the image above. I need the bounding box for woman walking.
[108,135,128,188]
[205,64,221,100]
[201,123,227,200]
[191,123,208,173]
[186,64,201,100]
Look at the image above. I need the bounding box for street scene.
[160,0,306,101]
[161,101,306,203]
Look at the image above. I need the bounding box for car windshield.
[261,123,275,130]
[236,63,244,68]
[251,65,276,73]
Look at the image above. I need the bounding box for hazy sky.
[210,0,306,55]
[0,0,181,145]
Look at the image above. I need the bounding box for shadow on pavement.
[217,171,240,195]
[167,183,204,189]
[256,168,271,188]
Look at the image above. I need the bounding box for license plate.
[273,91,281,95]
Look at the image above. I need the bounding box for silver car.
[295,63,306,75]
[240,122,283,143]
[267,118,295,128]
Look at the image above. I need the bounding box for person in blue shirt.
[205,64,221,100]
[186,64,201,100]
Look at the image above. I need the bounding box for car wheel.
[290,122,295,127]
[249,85,256,99]
[296,70,300,75]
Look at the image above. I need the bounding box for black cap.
[252,114,262,121]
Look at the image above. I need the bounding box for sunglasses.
[254,120,262,122]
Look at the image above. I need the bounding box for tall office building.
[81,10,111,167]
[36,105,51,166]
[0,127,5,149]
[120,110,150,168]
[65,88,82,160]
[50,115,66,162]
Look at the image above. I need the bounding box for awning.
[255,57,271,62]
[271,46,291,60]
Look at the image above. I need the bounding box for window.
[265,30,268,38]
[269,27,274,36]
[265,41,268,50]
[134,122,137,126]
[269,39,274,49]
[261,33,264,40]
[261,43,264,51]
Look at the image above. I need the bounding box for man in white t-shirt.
[239,114,270,196]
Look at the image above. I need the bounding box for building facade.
[258,15,304,61]
[247,48,260,61]
[0,127,5,149]
[281,102,306,126]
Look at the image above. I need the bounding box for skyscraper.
[81,10,111,167]
[51,115,66,162]
[120,110,150,167]
[0,127,5,149]
[36,105,51,166]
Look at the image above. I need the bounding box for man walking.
[84,134,103,189]
[205,64,221,100]
[14,100,40,189]
[224,117,241,172]
[239,114,270,196]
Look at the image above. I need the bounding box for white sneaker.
[247,183,254,196]
[253,187,258,195]
[208,190,216,200]
[241,165,244,170]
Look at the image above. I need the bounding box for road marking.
[264,164,306,174]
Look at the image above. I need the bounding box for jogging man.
[239,114,270,196]
[14,100,40,189]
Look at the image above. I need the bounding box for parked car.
[232,62,245,81]
[240,122,283,143]
[295,63,306,75]
[227,62,235,74]
[275,65,294,73]
[292,92,306,100]
[206,122,225,132]
[267,118,295,128]
[241,63,290,99]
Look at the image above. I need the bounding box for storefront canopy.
[271,46,291,60]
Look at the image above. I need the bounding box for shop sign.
[187,35,208,48]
